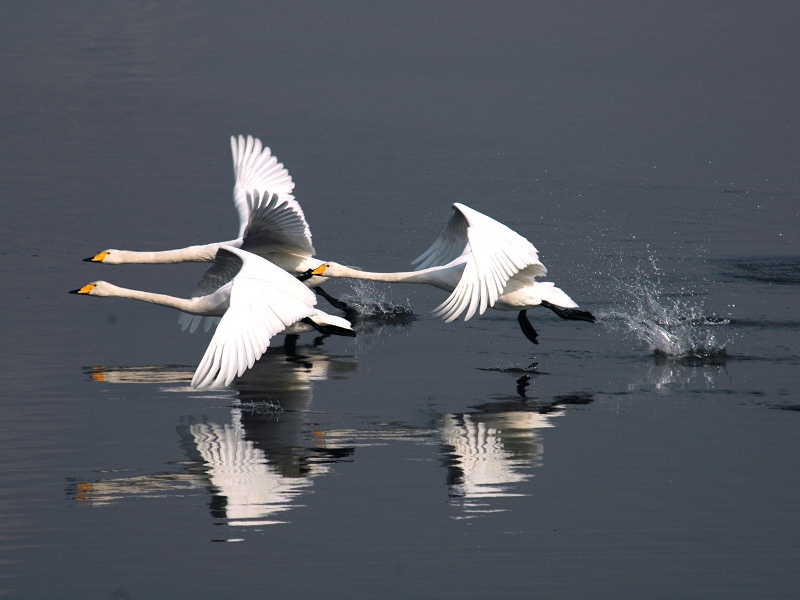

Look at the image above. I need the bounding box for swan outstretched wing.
[241,190,315,256]
[411,204,470,270]
[416,203,547,322]
[191,247,317,389]
[230,134,298,236]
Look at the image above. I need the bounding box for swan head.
[84,250,120,264]
[69,281,113,296]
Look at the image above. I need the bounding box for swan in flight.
[85,134,356,315]
[304,203,596,344]
[85,135,304,265]
[71,246,355,389]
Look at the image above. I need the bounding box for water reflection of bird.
[74,344,358,527]
[70,408,354,528]
[311,203,596,344]
[71,246,354,389]
[440,411,556,500]
[180,409,352,527]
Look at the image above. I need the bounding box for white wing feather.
[230,134,296,238]
[191,247,317,389]
[421,203,547,322]
[242,191,315,256]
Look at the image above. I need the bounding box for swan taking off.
[306,203,595,344]
[71,246,355,389]
[84,135,361,315]
[85,135,302,265]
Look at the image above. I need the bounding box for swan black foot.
[313,286,359,320]
[301,317,357,338]
[517,310,539,345]
[540,301,596,323]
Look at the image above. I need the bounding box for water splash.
[339,280,415,320]
[599,272,729,359]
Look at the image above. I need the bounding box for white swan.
[83,137,546,324]
[83,135,591,341]
[307,203,595,344]
[86,135,305,265]
[71,246,355,389]
[85,135,354,319]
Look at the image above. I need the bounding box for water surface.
[1,3,799,598]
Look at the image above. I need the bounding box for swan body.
[310,202,594,343]
[71,246,354,388]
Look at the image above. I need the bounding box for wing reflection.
[320,391,593,517]
[180,409,353,526]
[70,406,355,527]
[75,347,592,524]
[72,343,357,528]
[441,393,592,516]
[440,409,559,502]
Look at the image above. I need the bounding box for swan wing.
[191,248,317,389]
[178,245,248,334]
[241,190,315,256]
[430,203,547,322]
[411,205,469,270]
[230,135,297,238]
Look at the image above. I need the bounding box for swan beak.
[69,284,95,295]
[84,251,108,262]
[311,265,327,275]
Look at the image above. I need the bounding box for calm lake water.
[1,3,799,598]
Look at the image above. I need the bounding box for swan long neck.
[324,262,460,291]
[95,283,214,315]
[106,240,241,264]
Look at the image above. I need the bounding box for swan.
[85,135,358,317]
[85,135,303,265]
[71,246,355,389]
[305,203,596,344]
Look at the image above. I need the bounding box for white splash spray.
[597,254,729,358]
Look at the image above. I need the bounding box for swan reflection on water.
[73,345,592,527]
[73,344,358,529]
[439,393,592,516]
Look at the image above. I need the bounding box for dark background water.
[1,2,799,598]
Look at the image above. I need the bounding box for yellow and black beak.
[297,264,329,282]
[69,283,95,295]
[84,251,108,263]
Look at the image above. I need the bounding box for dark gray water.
[2,3,799,598]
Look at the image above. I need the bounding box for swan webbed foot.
[300,317,357,338]
[540,301,596,323]
[313,286,359,321]
[517,310,539,345]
